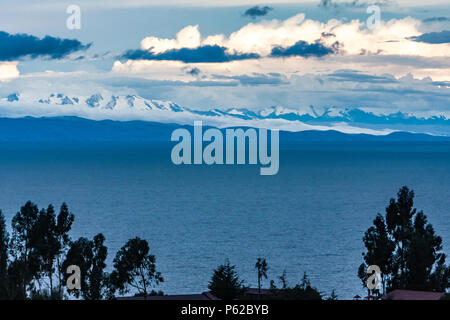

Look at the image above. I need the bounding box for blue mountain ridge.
[0,116,448,142]
[3,93,450,128]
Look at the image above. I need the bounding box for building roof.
[117,292,219,300]
[382,289,445,301]
[116,288,274,300]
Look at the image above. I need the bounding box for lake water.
[0,141,449,299]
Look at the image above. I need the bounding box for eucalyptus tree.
[255,258,268,296]
[109,237,163,299]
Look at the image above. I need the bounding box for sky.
[0,0,449,119]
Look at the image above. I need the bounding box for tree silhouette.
[7,202,76,298]
[88,234,108,300]
[10,201,40,298]
[385,186,415,288]
[109,237,163,299]
[278,270,288,289]
[327,289,338,300]
[32,205,59,293]
[0,201,110,299]
[268,271,322,300]
[62,233,108,300]
[359,186,450,293]
[62,237,93,298]
[359,214,395,295]
[55,203,74,295]
[255,258,268,297]
[0,211,8,299]
[357,263,369,295]
[208,259,244,300]
[405,212,449,291]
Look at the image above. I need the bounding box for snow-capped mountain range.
[1,92,450,136]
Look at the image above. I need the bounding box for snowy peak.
[6,92,186,113]
[38,93,79,105]
[1,92,450,135]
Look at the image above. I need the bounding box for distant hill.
[0,116,448,142]
[281,130,450,142]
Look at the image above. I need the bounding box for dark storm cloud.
[270,41,337,58]
[0,31,91,61]
[407,30,450,44]
[243,6,273,19]
[121,45,259,63]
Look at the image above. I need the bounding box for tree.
[359,186,450,293]
[358,214,395,295]
[0,210,9,299]
[255,258,268,297]
[429,258,450,292]
[32,205,59,293]
[327,289,338,300]
[109,237,163,299]
[385,186,415,288]
[1,201,107,300]
[299,271,313,291]
[278,270,288,289]
[62,237,93,299]
[8,202,74,298]
[357,263,369,295]
[405,212,447,291]
[62,233,108,300]
[55,203,74,296]
[6,259,27,299]
[208,259,244,300]
[268,271,322,300]
[10,201,40,298]
[87,234,108,300]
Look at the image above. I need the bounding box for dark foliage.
[0,211,8,299]
[0,202,165,300]
[268,272,322,300]
[359,186,450,295]
[208,259,244,300]
[62,233,108,299]
[108,237,163,299]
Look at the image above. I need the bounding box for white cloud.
[113,12,450,92]
[0,62,19,81]
[141,25,202,53]
[1,11,449,129]
[135,13,450,58]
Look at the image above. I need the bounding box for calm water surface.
[0,142,449,299]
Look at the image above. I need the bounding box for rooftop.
[382,290,445,301]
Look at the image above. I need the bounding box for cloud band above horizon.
[0,31,91,61]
